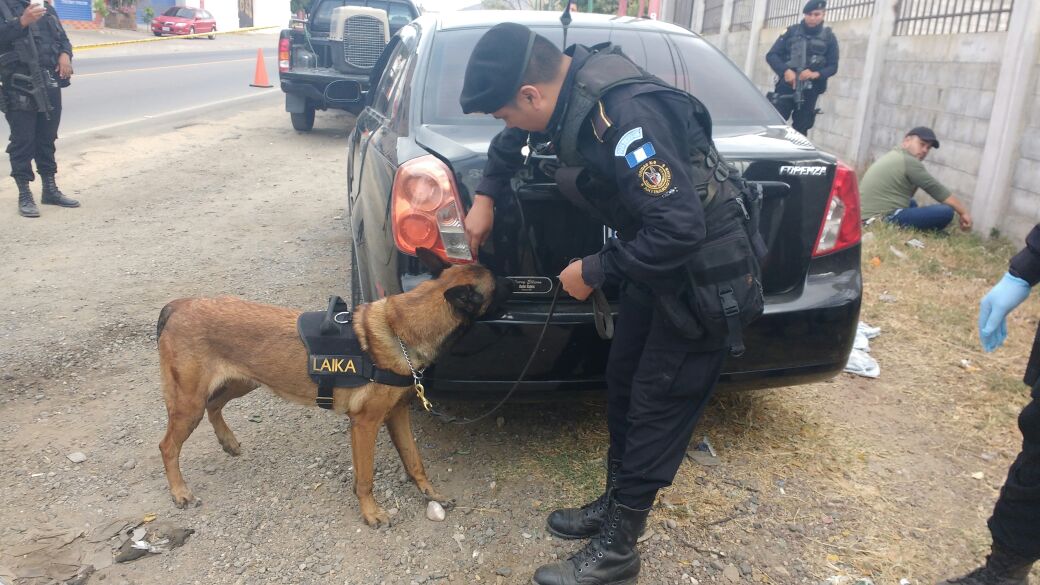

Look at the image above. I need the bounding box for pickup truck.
[278,0,421,131]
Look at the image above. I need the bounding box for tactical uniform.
[765,17,838,136]
[940,225,1040,585]
[0,0,77,217]
[462,25,762,585]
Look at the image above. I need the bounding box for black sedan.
[345,11,862,400]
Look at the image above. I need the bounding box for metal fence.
[730,0,756,31]
[702,0,724,34]
[894,0,1015,36]
[764,0,875,29]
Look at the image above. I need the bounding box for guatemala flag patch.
[625,143,656,168]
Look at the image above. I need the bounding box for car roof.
[422,10,696,37]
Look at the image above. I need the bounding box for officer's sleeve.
[817,31,838,79]
[581,96,710,289]
[1010,224,1040,287]
[52,6,72,58]
[474,127,526,205]
[765,32,788,77]
[0,15,28,44]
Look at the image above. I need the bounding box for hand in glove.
[978,272,1031,352]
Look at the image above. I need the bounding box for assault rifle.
[767,32,823,113]
[0,2,54,119]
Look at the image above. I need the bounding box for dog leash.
[401,260,614,426]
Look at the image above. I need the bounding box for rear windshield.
[422,26,780,128]
[310,0,417,33]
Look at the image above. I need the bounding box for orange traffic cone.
[249,48,273,88]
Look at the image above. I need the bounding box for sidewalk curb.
[73,25,278,51]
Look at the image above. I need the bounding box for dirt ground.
[1,100,1039,585]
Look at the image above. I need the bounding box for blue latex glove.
[978,272,1031,352]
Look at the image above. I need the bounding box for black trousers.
[988,381,1040,560]
[605,287,727,510]
[5,86,62,181]
[772,83,820,136]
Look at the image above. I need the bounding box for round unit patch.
[638,160,672,195]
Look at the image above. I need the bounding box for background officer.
[0,0,77,218]
[765,0,839,136]
[938,226,1040,584]
[461,22,736,585]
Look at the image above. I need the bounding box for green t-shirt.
[859,148,952,219]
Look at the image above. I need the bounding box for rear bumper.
[424,248,861,400]
[279,73,367,110]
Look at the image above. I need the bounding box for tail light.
[391,155,473,264]
[278,36,291,73]
[813,161,861,257]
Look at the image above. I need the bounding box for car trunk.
[423,124,836,303]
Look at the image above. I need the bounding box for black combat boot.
[936,544,1035,585]
[532,496,649,585]
[16,178,39,218]
[546,456,621,539]
[40,174,79,207]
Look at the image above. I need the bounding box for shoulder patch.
[625,142,656,169]
[614,127,643,157]
[637,159,671,196]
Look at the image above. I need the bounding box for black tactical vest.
[550,44,767,355]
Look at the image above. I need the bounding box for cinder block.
[1020,132,1040,161]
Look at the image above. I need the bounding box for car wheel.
[208,26,215,40]
[290,106,315,132]
[153,32,162,37]
[350,248,362,309]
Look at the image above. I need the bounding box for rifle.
[0,1,54,119]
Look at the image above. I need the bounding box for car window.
[162,7,179,16]
[371,34,411,117]
[422,26,778,127]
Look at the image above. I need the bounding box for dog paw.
[172,492,201,509]
[221,442,241,456]
[361,508,391,529]
[423,489,455,510]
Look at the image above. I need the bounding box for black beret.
[803,0,826,13]
[460,23,537,115]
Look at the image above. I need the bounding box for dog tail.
[157,302,178,343]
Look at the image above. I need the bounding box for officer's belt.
[296,296,413,410]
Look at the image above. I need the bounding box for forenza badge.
[637,159,672,196]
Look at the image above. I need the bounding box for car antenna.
[560,2,572,49]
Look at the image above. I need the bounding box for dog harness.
[296,296,413,410]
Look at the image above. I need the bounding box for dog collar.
[397,336,432,412]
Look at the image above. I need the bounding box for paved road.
[0,39,286,177]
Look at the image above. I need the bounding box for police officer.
[937,225,1040,584]
[0,0,77,218]
[461,23,757,585]
[765,0,838,136]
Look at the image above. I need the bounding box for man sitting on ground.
[859,127,972,232]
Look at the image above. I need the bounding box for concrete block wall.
[1006,61,1040,239]
[865,33,1006,205]
[805,19,870,162]
[724,30,751,76]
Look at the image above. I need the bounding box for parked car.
[151,7,217,38]
[345,11,862,400]
[278,0,421,131]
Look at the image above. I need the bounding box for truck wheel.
[350,248,362,309]
[290,107,315,132]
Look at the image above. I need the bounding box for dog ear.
[444,285,485,320]
[416,248,451,278]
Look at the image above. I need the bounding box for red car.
[151,7,217,38]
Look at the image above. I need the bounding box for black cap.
[803,0,826,13]
[906,126,940,149]
[460,23,537,115]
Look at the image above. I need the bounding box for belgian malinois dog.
[156,249,511,527]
